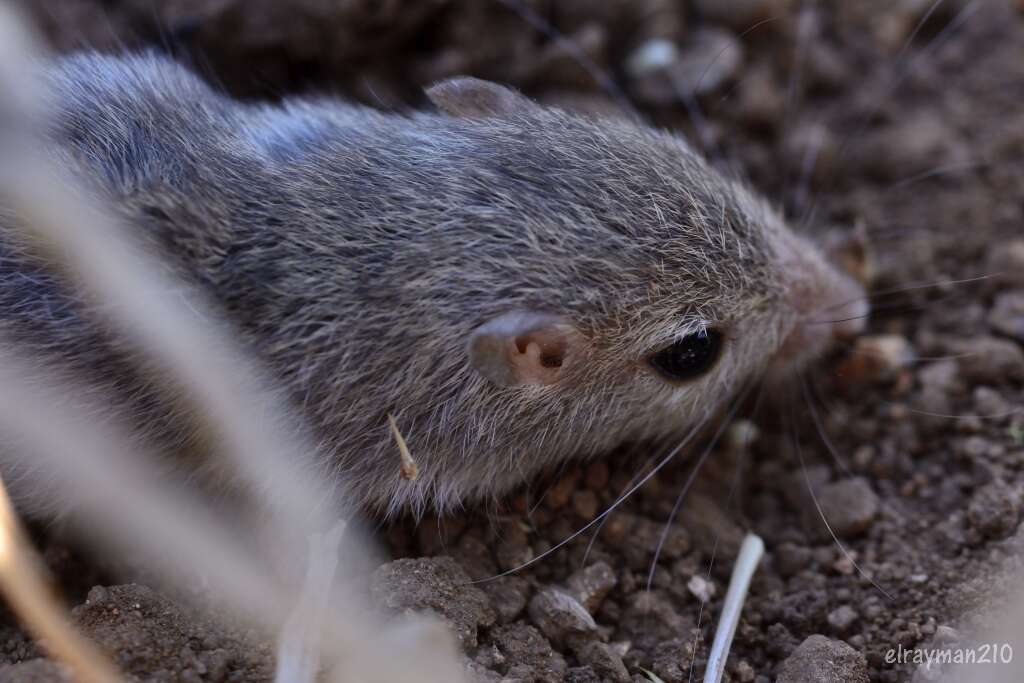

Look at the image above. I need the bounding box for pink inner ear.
[510,331,570,385]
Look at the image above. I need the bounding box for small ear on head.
[468,311,583,387]
[426,77,538,118]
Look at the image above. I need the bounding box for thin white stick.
[703,533,764,683]
[275,520,347,683]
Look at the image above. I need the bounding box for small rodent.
[0,53,867,518]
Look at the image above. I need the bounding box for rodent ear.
[468,312,582,387]
[426,77,538,118]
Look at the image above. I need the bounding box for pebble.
[955,336,1024,383]
[602,512,690,569]
[545,470,579,509]
[783,122,840,191]
[988,291,1024,343]
[566,561,618,614]
[775,542,813,578]
[481,576,530,623]
[369,556,495,648]
[837,334,916,383]
[527,587,598,647]
[572,640,630,683]
[617,591,695,653]
[687,575,717,603]
[777,634,870,683]
[495,520,535,572]
[967,480,1021,540]
[572,489,600,520]
[627,28,743,104]
[490,623,568,683]
[805,477,879,539]
[736,659,757,682]
[734,64,785,130]
[827,605,859,634]
[987,240,1024,289]
[854,112,962,181]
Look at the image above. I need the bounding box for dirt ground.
[2,0,1024,681]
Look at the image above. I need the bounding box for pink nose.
[777,271,869,368]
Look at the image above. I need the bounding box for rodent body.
[0,53,866,517]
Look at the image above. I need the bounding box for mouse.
[0,52,868,519]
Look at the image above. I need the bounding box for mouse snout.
[773,257,869,370]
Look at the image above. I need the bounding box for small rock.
[490,623,568,683]
[85,585,110,605]
[967,480,1021,540]
[648,637,696,683]
[917,358,963,394]
[0,661,73,682]
[827,605,859,634]
[805,477,879,539]
[989,291,1024,343]
[628,29,743,104]
[687,575,717,603]
[775,543,813,578]
[955,336,1024,383]
[545,471,579,509]
[736,659,756,682]
[777,634,870,683]
[987,240,1024,289]
[573,640,630,683]
[679,493,744,560]
[369,556,496,648]
[566,562,618,614]
[602,512,690,569]
[855,113,963,181]
[565,666,601,683]
[494,520,535,572]
[734,64,784,130]
[481,576,530,623]
[527,587,598,647]
[617,591,695,653]
[572,490,600,520]
[837,334,916,383]
[783,122,840,191]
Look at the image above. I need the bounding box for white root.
[703,533,764,683]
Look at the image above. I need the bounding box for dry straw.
[0,3,464,681]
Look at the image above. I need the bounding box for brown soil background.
[2,1,1024,681]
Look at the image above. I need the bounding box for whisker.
[893,0,947,64]
[474,385,753,582]
[580,455,657,568]
[800,373,853,476]
[644,407,737,593]
[494,0,637,117]
[788,408,893,600]
[836,339,976,363]
[684,386,762,682]
[883,160,989,192]
[881,401,1021,421]
[812,273,997,316]
[834,0,980,164]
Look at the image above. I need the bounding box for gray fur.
[0,53,864,518]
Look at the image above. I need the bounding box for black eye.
[648,329,723,382]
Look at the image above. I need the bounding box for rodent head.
[430,78,866,431]
[283,77,868,515]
